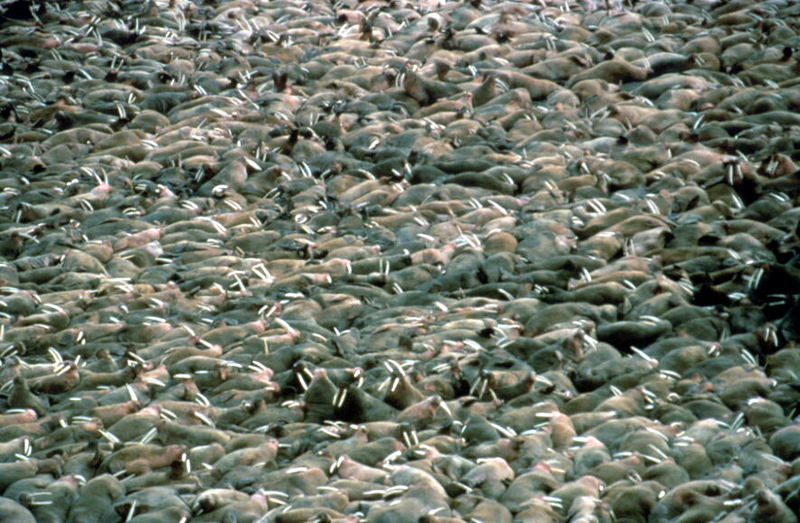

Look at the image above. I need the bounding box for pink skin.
[158,185,177,198]
[90,183,113,197]
[137,405,163,418]
[253,368,274,384]
[252,319,268,334]
[113,228,163,251]
[0,409,38,426]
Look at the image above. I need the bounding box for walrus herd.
[1,0,800,520]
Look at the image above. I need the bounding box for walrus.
[2,0,800,520]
